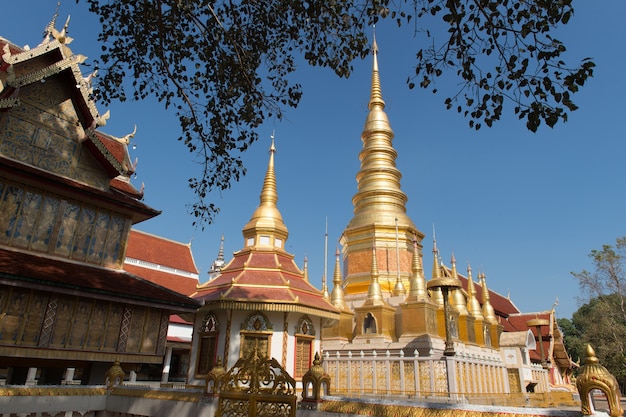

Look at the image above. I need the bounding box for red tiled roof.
[92,131,132,174]
[110,176,143,199]
[170,314,192,325]
[167,336,191,343]
[126,230,199,274]
[0,246,199,312]
[506,312,551,337]
[445,265,520,318]
[193,248,339,318]
[124,263,198,296]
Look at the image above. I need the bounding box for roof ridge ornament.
[43,2,62,41]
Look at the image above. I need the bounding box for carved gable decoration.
[0,30,135,192]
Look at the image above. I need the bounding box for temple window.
[294,316,315,378]
[484,325,492,347]
[196,312,219,377]
[363,312,377,334]
[240,312,272,359]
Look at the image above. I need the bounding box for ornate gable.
[0,24,138,194]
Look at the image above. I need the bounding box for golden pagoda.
[339,36,425,299]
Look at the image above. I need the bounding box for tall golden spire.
[330,248,346,309]
[466,264,483,319]
[406,236,427,301]
[346,35,415,231]
[365,245,384,305]
[479,272,497,324]
[242,136,289,247]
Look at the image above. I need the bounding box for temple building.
[319,37,576,398]
[0,13,580,416]
[0,19,199,385]
[188,139,340,388]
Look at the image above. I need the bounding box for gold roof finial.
[242,133,288,246]
[466,264,483,319]
[366,243,384,305]
[303,256,309,282]
[407,235,428,301]
[369,32,384,110]
[431,228,442,279]
[330,247,346,309]
[479,272,497,324]
[322,219,330,300]
[450,253,468,315]
[43,1,62,41]
[429,229,444,305]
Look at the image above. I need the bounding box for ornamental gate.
[215,348,296,417]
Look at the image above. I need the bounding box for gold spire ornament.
[479,272,497,324]
[406,236,428,301]
[303,256,309,282]
[242,135,289,247]
[365,245,384,305]
[429,235,444,305]
[330,248,346,309]
[450,254,468,316]
[466,265,483,319]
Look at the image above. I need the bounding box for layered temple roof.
[193,140,339,320]
[0,28,146,204]
[0,246,198,311]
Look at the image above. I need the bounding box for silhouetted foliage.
[80,0,595,226]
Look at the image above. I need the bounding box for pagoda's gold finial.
[466,264,483,319]
[303,256,309,282]
[479,272,497,324]
[322,219,330,300]
[429,232,444,305]
[242,133,288,246]
[366,244,384,305]
[369,33,384,110]
[431,231,442,279]
[407,235,428,301]
[450,253,468,315]
[330,247,345,309]
[392,217,406,297]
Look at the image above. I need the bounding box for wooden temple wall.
[0,285,169,358]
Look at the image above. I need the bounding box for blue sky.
[2,1,625,321]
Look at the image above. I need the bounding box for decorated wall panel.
[0,178,129,267]
[0,80,110,190]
